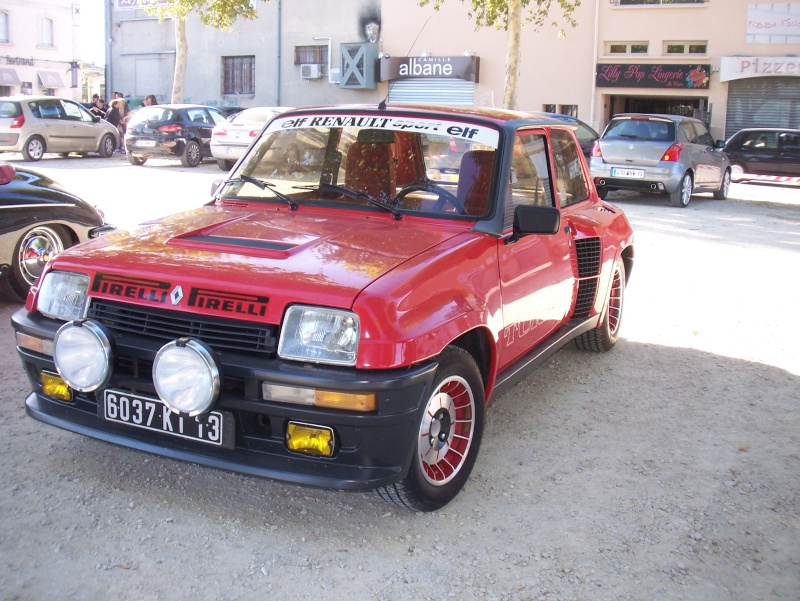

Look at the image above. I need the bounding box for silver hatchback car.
[0,95,120,161]
[589,114,731,207]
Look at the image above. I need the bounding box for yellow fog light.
[40,371,73,402]
[286,422,334,457]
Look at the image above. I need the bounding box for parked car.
[124,104,227,167]
[526,112,599,159]
[722,127,800,181]
[0,95,119,161]
[12,104,634,512]
[210,106,292,171]
[589,113,731,207]
[0,162,114,301]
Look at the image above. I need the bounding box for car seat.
[456,150,495,216]
[344,142,396,202]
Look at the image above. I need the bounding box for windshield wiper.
[226,175,297,210]
[293,183,401,219]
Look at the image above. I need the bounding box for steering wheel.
[394,182,465,213]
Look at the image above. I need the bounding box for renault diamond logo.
[170,285,184,305]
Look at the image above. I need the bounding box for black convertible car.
[0,162,114,301]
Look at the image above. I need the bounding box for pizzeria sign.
[596,64,711,89]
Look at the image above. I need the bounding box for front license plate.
[612,167,645,179]
[102,389,225,446]
[136,140,156,147]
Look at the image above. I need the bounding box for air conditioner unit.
[300,64,323,79]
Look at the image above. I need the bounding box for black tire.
[22,135,46,161]
[98,134,116,158]
[181,140,202,167]
[376,346,485,512]
[574,257,626,353]
[595,185,608,200]
[670,172,693,207]
[0,225,70,302]
[127,155,146,166]
[713,170,731,200]
[217,159,235,171]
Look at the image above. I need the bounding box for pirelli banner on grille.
[380,56,480,82]
[596,63,711,89]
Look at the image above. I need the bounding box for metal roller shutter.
[387,78,475,106]
[725,76,800,138]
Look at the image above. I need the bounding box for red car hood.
[51,205,465,322]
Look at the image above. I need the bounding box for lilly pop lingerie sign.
[595,63,711,89]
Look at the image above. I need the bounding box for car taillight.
[249,130,259,137]
[591,140,602,157]
[10,115,24,129]
[158,124,182,133]
[0,162,15,184]
[660,143,683,162]
[213,129,227,136]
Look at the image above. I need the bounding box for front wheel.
[713,170,731,200]
[127,155,146,166]
[181,140,202,167]
[670,172,693,207]
[0,225,69,301]
[22,135,46,161]
[98,134,116,158]
[574,257,626,353]
[376,346,485,512]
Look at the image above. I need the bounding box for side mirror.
[508,205,561,244]
[715,140,725,149]
[210,179,223,197]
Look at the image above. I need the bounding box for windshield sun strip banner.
[269,114,500,149]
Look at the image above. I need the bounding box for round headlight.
[153,338,220,416]
[53,320,114,392]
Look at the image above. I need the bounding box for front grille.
[88,300,277,357]
[575,237,601,278]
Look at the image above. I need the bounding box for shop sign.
[719,56,800,82]
[115,0,172,9]
[596,63,710,89]
[746,4,800,40]
[380,56,480,82]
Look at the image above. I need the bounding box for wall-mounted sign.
[746,4,800,43]
[720,56,800,81]
[596,63,711,89]
[115,0,172,10]
[380,56,479,82]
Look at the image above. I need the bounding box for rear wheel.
[670,172,693,207]
[574,257,626,353]
[98,134,116,158]
[22,136,45,161]
[376,346,485,512]
[713,170,731,200]
[0,225,70,301]
[127,155,146,166]
[217,159,235,171]
[181,140,202,167]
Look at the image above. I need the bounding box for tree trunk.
[172,17,187,103]
[503,0,522,110]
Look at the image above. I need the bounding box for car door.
[777,131,800,176]
[60,100,98,151]
[683,121,724,186]
[496,129,576,371]
[33,98,68,152]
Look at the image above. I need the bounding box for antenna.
[378,15,432,109]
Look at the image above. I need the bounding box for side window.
[505,131,554,229]
[680,122,697,144]
[778,132,800,151]
[37,99,63,119]
[61,101,86,121]
[187,109,207,124]
[550,129,590,208]
[692,122,714,147]
[209,110,227,125]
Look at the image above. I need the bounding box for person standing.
[105,98,125,153]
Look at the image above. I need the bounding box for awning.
[37,70,65,88]
[0,68,21,86]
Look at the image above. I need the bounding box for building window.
[41,18,53,47]
[607,42,648,55]
[222,56,255,95]
[559,105,578,118]
[294,45,328,65]
[543,104,556,113]
[665,41,707,55]
[0,12,9,43]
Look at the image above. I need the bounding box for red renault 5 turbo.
[12,104,634,511]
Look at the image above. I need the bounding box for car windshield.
[218,112,501,219]
[604,118,675,142]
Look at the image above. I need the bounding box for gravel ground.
[1,185,798,601]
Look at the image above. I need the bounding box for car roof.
[0,95,80,102]
[610,113,699,124]
[731,127,800,133]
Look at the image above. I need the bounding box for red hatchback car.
[13,104,634,511]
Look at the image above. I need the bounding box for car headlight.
[278,306,359,366]
[37,271,90,321]
[153,338,220,416]
[53,320,114,392]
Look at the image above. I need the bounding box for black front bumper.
[13,308,439,491]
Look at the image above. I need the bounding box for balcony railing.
[611,0,708,5]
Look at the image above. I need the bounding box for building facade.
[103,0,800,140]
[0,0,85,99]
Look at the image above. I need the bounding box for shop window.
[665,41,707,55]
[606,42,648,55]
[222,56,255,95]
[41,18,53,47]
[0,12,9,43]
[294,45,328,65]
